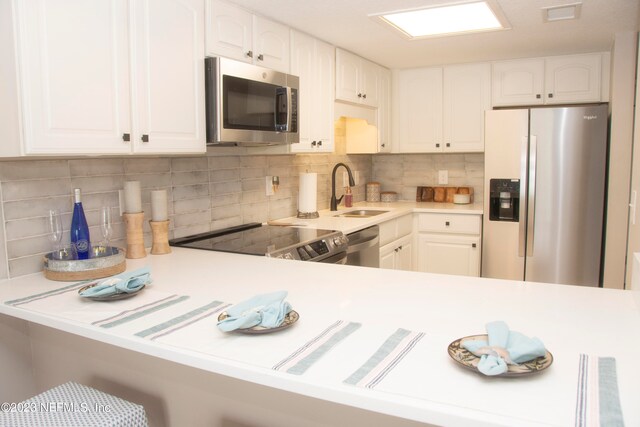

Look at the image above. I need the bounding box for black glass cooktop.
[168,223,338,256]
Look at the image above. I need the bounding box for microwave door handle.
[275,87,292,132]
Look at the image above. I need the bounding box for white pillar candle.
[151,190,168,222]
[298,173,317,214]
[123,181,142,213]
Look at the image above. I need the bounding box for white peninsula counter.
[1,247,639,427]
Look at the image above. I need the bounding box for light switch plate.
[438,170,448,185]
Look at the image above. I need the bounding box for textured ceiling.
[227,0,639,68]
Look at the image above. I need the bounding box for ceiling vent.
[542,2,582,22]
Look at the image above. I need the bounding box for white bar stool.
[0,382,148,427]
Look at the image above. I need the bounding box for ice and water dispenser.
[489,179,520,221]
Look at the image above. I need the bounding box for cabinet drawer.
[378,214,413,246]
[417,213,480,234]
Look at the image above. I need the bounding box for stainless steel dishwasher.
[345,225,380,268]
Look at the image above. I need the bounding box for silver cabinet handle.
[536,94,541,99]
[122,133,130,142]
[311,141,317,147]
[362,94,367,99]
[141,134,149,143]
[527,135,538,256]
[548,93,553,98]
[436,143,440,148]
[317,140,322,146]
[381,143,385,148]
[245,50,253,58]
[357,93,362,98]
[257,54,264,61]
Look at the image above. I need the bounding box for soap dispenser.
[344,186,353,208]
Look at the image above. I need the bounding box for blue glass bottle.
[70,188,91,259]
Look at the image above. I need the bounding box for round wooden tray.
[43,247,126,281]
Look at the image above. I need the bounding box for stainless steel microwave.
[205,57,299,146]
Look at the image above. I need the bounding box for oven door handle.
[346,234,379,253]
[316,251,348,264]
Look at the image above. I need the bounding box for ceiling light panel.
[373,1,509,40]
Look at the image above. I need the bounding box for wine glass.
[100,206,114,255]
[46,209,63,259]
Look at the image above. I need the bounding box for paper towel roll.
[298,173,317,214]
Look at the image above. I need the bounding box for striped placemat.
[575,354,624,427]
[5,281,90,306]
[344,328,425,389]
[273,320,361,375]
[5,281,189,328]
[135,300,230,341]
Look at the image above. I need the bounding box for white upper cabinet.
[377,67,392,153]
[206,0,289,73]
[336,49,379,107]
[492,53,603,106]
[396,63,489,153]
[205,0,252,63]
[133,0,206,154]
[491,58,545,106]
[396,67,443,153]
[6,0,205,156]
[544,54,602,104]
[443,63,491,153]
[290,30,334,153]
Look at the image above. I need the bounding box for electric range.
[168,223,349,263]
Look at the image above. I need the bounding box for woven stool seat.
[0,382,148,427]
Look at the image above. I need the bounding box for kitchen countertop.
[272,201,483,234]
[1,247,639,426]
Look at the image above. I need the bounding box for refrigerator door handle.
[527,136,538,256]
[518,136,528,257]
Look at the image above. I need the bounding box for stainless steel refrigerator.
[482,105,608,286]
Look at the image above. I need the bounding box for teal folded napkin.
[217,291,292,332]
[462,321,546,376]
[79,267,151,298]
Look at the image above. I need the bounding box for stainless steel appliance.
[483,105,608,286]
[346,225,380,268]
[169,223,348,264]
[205,57,299,146]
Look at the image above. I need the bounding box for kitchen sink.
[333,209,389,218]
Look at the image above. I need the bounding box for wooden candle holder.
[123,212,147,259]
[150,220,171,255]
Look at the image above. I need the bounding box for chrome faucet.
[330,163,355,211]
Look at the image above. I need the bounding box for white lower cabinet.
[415,213,482,277]
[378,214,413,271]
[380,234,412,271]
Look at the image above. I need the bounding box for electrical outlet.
[438,170,448,185]
[265,176,274,196]
[354,171,360,185]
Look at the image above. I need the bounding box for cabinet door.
[133,0,205,154]
[312,39,335,152]
[206,0,252,63]
[289,30,314,152]
[491,59,545,106]
[443,63,490,153]
[397,67,443,153]
[253,15,290,73]
[360,59,379,107]
[395,235,413,271]
[16,0,131,154]
[545,54,601,104]
[417,234,480,277]
[379,244,397,270]
[377,67,392,152]
[335,49,361,104]
[290,32,334,153]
